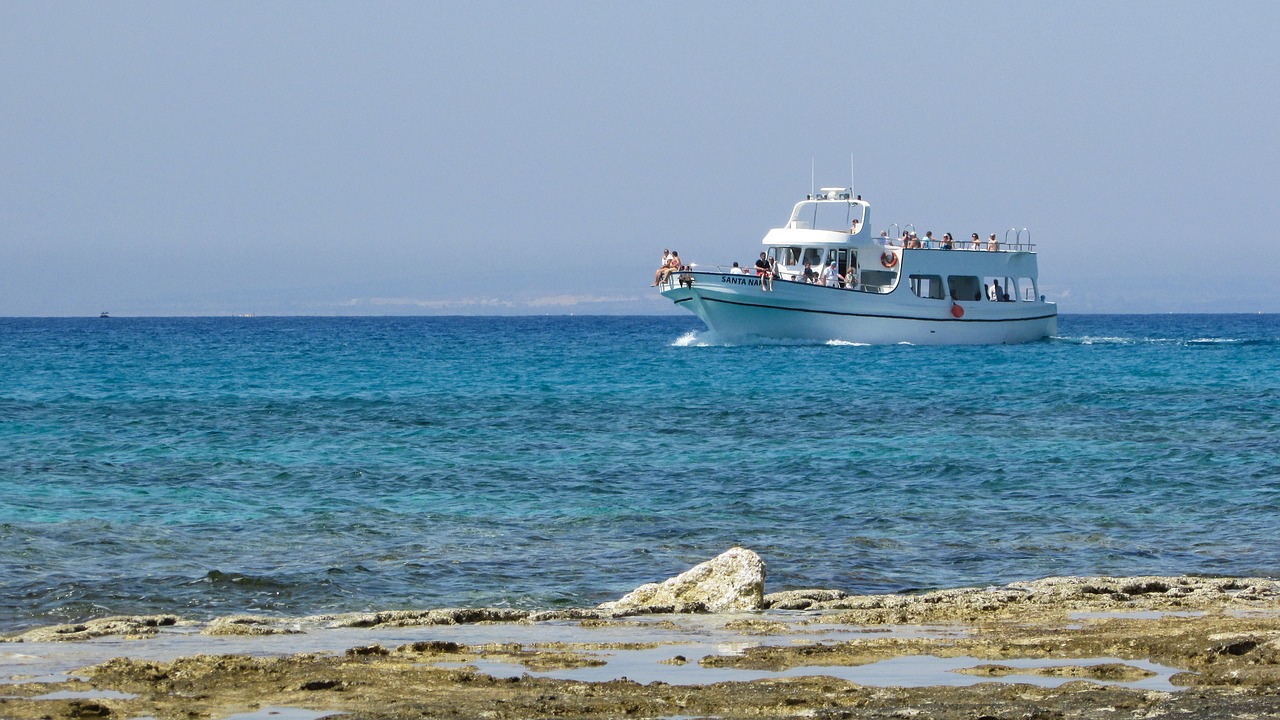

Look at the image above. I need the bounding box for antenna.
[810,158,815,198]
[849,153,856,199]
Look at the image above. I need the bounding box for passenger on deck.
[987,233,999,251]
[843,267,858,289]
[924,231,935,248]
[729,262,744,274]
[941,233,953,250]
[655,250,679,285]
[820,263,839,287]
[850,219,860,234]
[755,252,773,291]
[988,280,1001,301]
[652,248,671,286]
[801,262,817,284]
[970,233,981,250]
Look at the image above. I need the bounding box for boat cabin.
[761,187,872,285]
[756,188,1043,302]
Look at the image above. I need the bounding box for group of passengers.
[880,230,1000,252]
[651,248,686,286]
[728,252,858,292]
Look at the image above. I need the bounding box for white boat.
[658,187,1057,345]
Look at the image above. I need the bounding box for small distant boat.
[658,186,1057,345]
[98,311,110,319]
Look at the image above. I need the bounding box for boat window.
[765,247,800,281]
[801,248,823,267]
[860,270,896,292]
[947,275,983,302]
[792,201,862,233]
[769,247,802,279]
[984,276,1014,302]
[1015,277,1036,301]
[909,274,945,300]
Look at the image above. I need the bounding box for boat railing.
[1003,227,1036,252]
[891,228,1036,252]
[658,269,897,294]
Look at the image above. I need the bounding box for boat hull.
[663,272,1057,345]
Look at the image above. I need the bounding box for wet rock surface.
[1,615,180,643]
[4,571,1280,718]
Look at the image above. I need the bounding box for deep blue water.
[1,314,1278,632]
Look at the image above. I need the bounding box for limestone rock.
[598,547,766,614]
[3,615,178,643]
[763,588,847,610]
[322,607,531,629]
[202,615,303,636]
[528,608,613,622]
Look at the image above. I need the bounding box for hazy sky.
[3,2,1278,316]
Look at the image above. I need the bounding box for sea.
[1,314,1278,634]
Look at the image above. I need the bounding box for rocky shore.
[4,548,1280,719]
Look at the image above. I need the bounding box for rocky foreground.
[4,548,1280,719]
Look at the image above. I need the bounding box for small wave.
[1187,337,1245,345]
[1059,335,1270,347]
[673,331,866,348]
[190,570,293,589]
[1063,336,1140,345]
[671,330,722,347]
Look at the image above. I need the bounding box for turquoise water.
[1,315,1278,632]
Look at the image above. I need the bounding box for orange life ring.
[880,251,897,268]
[951,303,964,318]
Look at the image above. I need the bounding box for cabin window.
[860,269,896,292]
[793,200,862,233]
[801,248,823,267]
[947,275,982,302]
[984,276,1014,302]
[1015,277,1037,301]
[768,247,802,279]
[909,274,945,300]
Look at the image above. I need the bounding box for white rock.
[599,547,766,613]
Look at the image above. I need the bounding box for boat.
[98,311,110,319]
[657,187,1057,345]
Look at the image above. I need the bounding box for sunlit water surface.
[1,314,1277,632]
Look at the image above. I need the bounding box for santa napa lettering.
[721,275,761,286]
